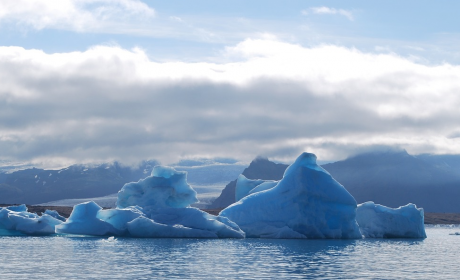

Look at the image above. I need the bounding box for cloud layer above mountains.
[1,39,460,166]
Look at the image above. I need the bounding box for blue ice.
[1,153,427,239]
[220,153,363,239]
[56,166,245,238]
[356,201,426,238]
[235,174,278,201]
[0,205,63,236]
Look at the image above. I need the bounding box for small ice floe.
[0,205,63,236]
[356,202,426,238]
[100,236,117,243]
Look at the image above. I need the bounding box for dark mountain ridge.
[209,156,288,209]
[211,151,460,212]
[323,150,460,212]
[3,151,460,212]
[0,161,158,204]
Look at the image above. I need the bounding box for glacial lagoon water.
[1,226,459,280]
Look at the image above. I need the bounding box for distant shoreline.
[2,204,459,224]
[423,212,460,225]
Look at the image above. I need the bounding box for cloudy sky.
[1,0,460,167]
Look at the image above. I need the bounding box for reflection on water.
[0,228,459,279]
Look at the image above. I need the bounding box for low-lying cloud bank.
[1,39,460,166]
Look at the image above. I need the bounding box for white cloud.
[1,39,460,166]
[303,7,354,21]
[0,1,226,43]
[169,16,183,23]
[0,0,154,32]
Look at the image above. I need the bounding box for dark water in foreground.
[0,227,459,279]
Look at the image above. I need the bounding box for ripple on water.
[1,228,460,279]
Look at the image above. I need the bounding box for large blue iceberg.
[56,166,245,238]
[220,153,363,239]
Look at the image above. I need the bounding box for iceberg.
[0,205,63,236]
[57,166,245,238]
[43,209,67,222]
[117,166,198,209]
[219,153,362,239]
[247,181,278,196]
[56,201,121,236]
[356,201,426,238]
[235,174,278,201]
[1,153,428,240]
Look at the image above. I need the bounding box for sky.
[1,0,460,167]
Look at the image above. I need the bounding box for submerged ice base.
[356,202,426,238]
[220,153,363,239]
[57,166,245,238]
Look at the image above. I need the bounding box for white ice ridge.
[0,205,64,236]
[235,174,278,201]
[56,166,245,238]
[220,152,363,239]
[356,201,426,238]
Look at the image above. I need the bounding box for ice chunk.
[58,166,245,238]
[57,201,244,238]
[96,207,144,234]
[356,201,426,238]
[247,181,278,196]
[0,205,63,236]
[235,174,278,201]
[145,207,244,238]
[10,214,62,235]
[117,166,198,209]
[7,204,27,212]
[56,201,120,236]
[44,209,67,222]
[219,152,362,239]
[0,208,19,233]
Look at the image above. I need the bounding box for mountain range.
[2,150,460,212]
[210,150,460,213]
[0,159,245,205]
[323,150,460,212]
[0,161,158,205]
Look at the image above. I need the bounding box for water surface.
[1,226,458,279]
